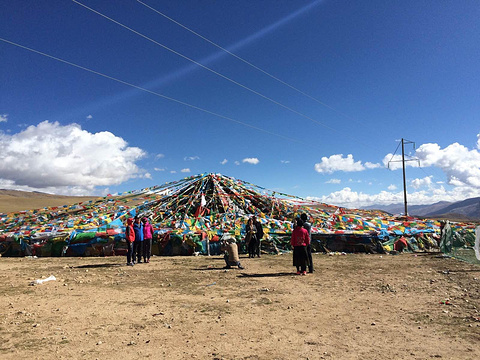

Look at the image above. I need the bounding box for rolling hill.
[0,189,98,214]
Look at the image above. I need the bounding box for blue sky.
[1,0,479,208]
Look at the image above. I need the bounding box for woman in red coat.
[291,218,310,275]
[125,218,135,266]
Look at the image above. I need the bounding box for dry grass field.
[0,189,97,214]
[1,253,479,359]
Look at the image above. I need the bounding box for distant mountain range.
[363,197,480,221]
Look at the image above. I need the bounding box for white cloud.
[220,159,228,165]
[181,168,191,173]
[410,176,433,189]
[309,187,401,208]
[234,161,240,166]
[415,141,480,187]
[382,154,420,170]
[314,154,379,173]
[304,135,480,209]
[312,176,480,209]
[184,156,200,161]
[86,115,93,120]
[0,121,146,195]
[156,153,165,159]
[325,178,341,184]
[365,162,381,169]
[281,160,290,164]
[143,172,152,179]
[0,178,94,196]
[170,170,177,174]
[0,114,7,123]
[154,167,165,171]
[308,183,480,209]
[384,136,480,188]
[242,157,260,165]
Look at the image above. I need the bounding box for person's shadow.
[238,272,295,278]
[75,263,122,269]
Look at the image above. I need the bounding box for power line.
[1,36,404,197]
[135,0,362,125]
[71,0,369,146]
[0,37,303,145]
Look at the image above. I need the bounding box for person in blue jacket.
[132,216,144,264]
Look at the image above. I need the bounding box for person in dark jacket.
[301,213,314,273]
[253,216,264,257]
[245,217,257,258]
[133,216,144,264]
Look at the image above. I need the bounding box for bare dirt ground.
[1,253,479,360]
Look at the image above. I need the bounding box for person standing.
[125,218,135,266]
[142,217,153,263]
[253,216,264,257]
[290,218,310,275]
[245,217,257,258]
[301,213,314,273]
[133,216,144,264]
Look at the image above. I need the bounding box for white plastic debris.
[31,275,56,286]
